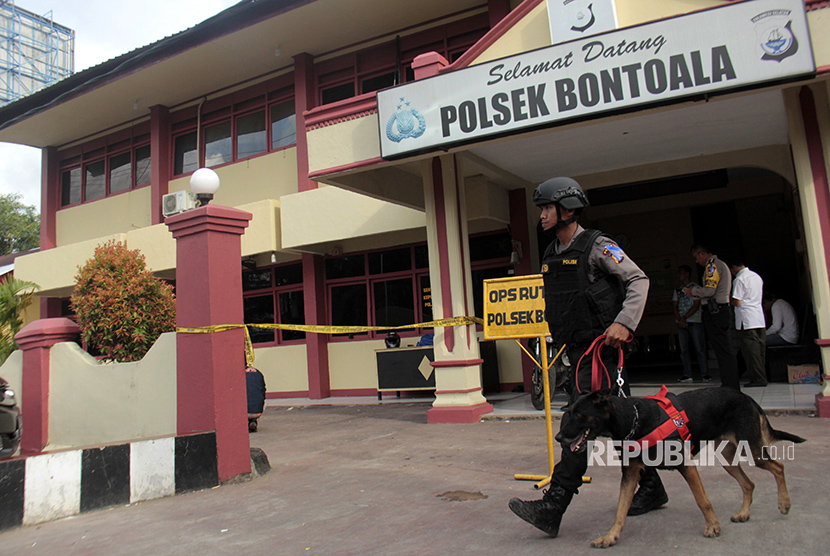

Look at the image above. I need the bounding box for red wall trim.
[431,359,485,368]
[815,339,830,347]
[798,86,830,293]
[150,105,170,225]
[308,156,384,180]
[294,53,316,192]
[432,157,456,353]
[266,391,308,399]
[305,92,378,130]
[40,147,57,250]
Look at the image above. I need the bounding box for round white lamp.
[190,168,220,206]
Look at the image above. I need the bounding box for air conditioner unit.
[162,190,197,217]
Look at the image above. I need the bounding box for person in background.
[246,366,266,432]
[764,292,799,346]
[685,244,739,390]
[672,265,711,383]
[729,257,767,388]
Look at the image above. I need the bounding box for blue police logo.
[386,97,426,143]
[753,10,799,63]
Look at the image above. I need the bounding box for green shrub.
[71,240,175,362]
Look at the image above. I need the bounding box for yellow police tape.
[176,316,485,367]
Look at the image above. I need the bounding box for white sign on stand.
[547,0,618,45]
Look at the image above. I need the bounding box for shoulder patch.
[602,244,625,264]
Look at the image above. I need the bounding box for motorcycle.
[528,337,572,411]
[0,376,20,458]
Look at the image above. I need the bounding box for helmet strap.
[552,204,578,231]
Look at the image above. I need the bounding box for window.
[204,121,232,168]
[242,263,306,345]
[58,130,151,208]
[61,167,81,206]
[174,132,198,175]
[237,111,267,159]
[171,86,296,176]
[134,145,152,186]
[326,233,512,339]
[315,13,489,106]
[326,248,426,340]
[270,100,296,150]
[109,151,132,194]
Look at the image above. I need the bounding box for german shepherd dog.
[556,387,805,548]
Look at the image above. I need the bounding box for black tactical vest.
[541,229,625,347]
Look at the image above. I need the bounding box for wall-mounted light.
[190,168,220,206]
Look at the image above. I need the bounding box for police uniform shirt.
[554,225,650,332]
[688,255,731,305]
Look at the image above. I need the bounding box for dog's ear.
[593,389,613,406]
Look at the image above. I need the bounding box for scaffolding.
[0,0,74,105]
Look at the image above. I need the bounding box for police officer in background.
[509,177,666,537]
[684,244,739,390]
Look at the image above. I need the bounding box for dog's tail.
[749,397,807,444]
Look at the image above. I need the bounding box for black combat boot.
[627,467,668,516]
[508,484,574,537]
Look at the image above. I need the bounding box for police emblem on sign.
[386,97,426,143]
[753,9,799,63]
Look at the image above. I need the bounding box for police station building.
[2,0,830,422]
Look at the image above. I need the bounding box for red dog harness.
[634,385,692,449]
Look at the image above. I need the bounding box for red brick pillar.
[15,318,80,455]
[166,204,253,482]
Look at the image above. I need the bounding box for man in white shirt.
[763,293,799,345]
[730,257,766,387]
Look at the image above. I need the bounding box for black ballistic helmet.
[533,177,589,210]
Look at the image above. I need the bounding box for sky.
[0,0,240,208]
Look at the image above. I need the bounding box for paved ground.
[0,396,827,556]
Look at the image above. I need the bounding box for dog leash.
[575,334,629,395]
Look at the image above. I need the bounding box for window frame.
[58,131,152,209]
[242,262,307,347]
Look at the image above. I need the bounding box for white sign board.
[377,0,814,159]
[547,0,618,45]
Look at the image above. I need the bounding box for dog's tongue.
[570,429,589,452]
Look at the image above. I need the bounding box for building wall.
[56,188,151,246]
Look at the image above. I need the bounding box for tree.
[0,277,39,365]
[0,193,39,256]
[71,241,176,362]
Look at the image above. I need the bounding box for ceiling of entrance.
[467,88,789,184]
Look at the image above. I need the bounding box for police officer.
[684,244,739,390]
[509,177,666,537]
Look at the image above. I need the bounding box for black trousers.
[702,304,740,390]
[549,342,628,494]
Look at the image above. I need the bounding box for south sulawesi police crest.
[386,97,426,143]
[753,9,799,63]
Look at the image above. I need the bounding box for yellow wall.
[808,7,830,68]
[167,148,298,209]
[280,185,426,252]
[56,188,150,246]
[251,343,309,393]
[307,115,382,175]
[46,333,177,450]
[329,340,386,390]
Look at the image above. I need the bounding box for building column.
[422,155,493,423]
[785,84,830,417]
[150,104,171,225]
[166,204,254,480]
[15,318,80,455]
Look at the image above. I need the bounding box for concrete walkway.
[0,384,826,556]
